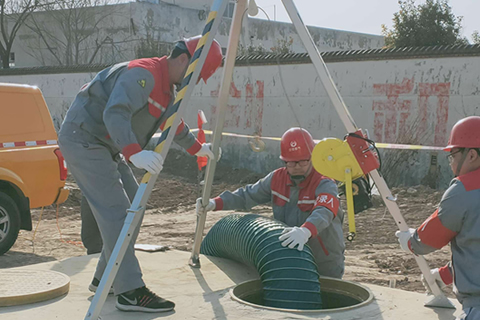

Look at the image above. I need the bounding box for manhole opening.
[231,278,374,313]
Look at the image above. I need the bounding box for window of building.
[223,2,235,19]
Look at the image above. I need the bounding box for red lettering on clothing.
[314,193,339,217]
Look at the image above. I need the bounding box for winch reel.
[311,130,380,241]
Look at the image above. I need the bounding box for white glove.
[278,226,311,251]
[196,143,222,161]
[195,197,216,216]
[130,150,164,175]
[421,268,447,294]
[395,228,416,253]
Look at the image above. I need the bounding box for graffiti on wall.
[210,80,264,135]
[372,77,451,146]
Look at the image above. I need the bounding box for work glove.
[395,228,416,253]
[195,143,222,161]
[130,150,164,175]
[278,226,311,251]
[196,197,216,216]
[421,268,447,295]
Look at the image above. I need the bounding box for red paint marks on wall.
[372,78,414,142]
[210,82,242,98]
[255,80,264,135]
[418,83,451,146]
[398,112,410,140]
[210,82,242,128]
[373,112,384,142]
[225,105,241,128]
[374,77,414,96]
[230,82,241,98]
[372,78,450,146]
[245,83,253,129]
[210,80,264,135]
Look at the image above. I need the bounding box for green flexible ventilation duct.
[200,214,322,309]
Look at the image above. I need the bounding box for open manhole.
[231,277,374,313]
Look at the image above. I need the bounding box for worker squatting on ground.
[58,35,223,313]
[197,128,346,279]
[396,116,480,320]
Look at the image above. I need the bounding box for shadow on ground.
[0,251,57,269]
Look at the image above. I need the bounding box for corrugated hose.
[200,213,322,309]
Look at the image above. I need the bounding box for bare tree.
[381,116,436,187]
[0,0,40,68]
[24,0,130,66]
[134,9,173,59]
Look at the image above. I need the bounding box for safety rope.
[19,206,44,252]
[170,129,445,151]
[20,204,84,251]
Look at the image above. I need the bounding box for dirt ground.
[0,149,453,298]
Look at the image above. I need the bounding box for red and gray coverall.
[213,167,345,279]
[408,167,480,318]
[58,57,201,295]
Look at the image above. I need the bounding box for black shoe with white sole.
[88,277,114,295]
[116,286,175,313]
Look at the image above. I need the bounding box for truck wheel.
[0,191,21,255]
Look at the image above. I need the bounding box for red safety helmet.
[280,128,315,162]
[184,35,223,83]
[444,116,480,151]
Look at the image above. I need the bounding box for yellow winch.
[311,137,365,241]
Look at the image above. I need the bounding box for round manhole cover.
[0,270,70,307]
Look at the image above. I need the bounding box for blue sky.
[254,0,478,41]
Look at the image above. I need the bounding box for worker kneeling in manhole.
[197,127,345,279]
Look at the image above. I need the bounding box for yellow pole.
[345,168,356,241]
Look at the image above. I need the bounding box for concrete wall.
[9,2,383,68]
[1,55,479,188]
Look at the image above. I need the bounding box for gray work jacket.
[214,167,345,278]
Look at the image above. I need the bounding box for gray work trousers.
[81,158,137,255]
[58,122,144,295]
[81,195,102,255]
[457,306,480,320]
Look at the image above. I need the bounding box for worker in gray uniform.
[58,35,223,313]
[197,128,345,279]
[396,116,480,320]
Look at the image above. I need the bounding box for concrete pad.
[0,250,462,320]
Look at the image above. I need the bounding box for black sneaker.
[88,277,114,295]
[116,286,175,313]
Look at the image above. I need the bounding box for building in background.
[9,0,384,68]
